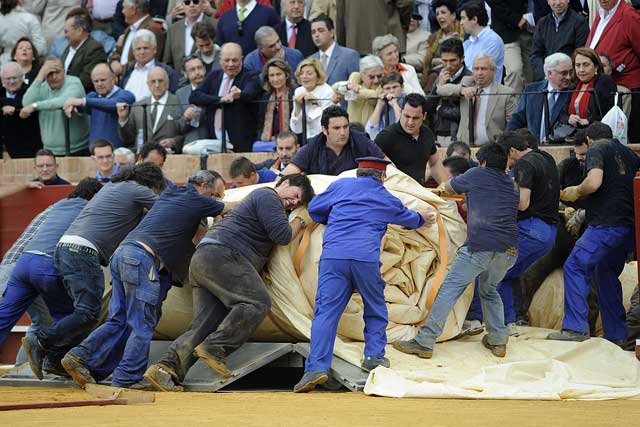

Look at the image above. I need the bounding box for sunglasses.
[183,0,200,5]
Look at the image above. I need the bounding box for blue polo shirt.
[96,162,120,183]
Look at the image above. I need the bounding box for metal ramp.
[0,342,369,392]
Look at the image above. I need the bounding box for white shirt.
[589,0,621,49]
[475,85,492,146]
[121,15,149,65]
[149,91,169,133]
[184,14,204,56]
[64,37,87,72]
[539,81,559,140]
[290,83,336,138]
[285,17,298,42]
[125,60,155,101]
[92,0,119,20]
[236,0,257,18]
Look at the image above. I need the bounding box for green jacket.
[23,76,90,155]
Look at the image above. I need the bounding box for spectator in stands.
[92,139,120,183]
[309,14,359,86]
[190,42,262,153]
[255,131,300,173]
[139,141,168,167]
[109,0,165,77]
[163,0,217,75]
[404,11,430,74]
[192,20,221,73]
[62,8,108,94]
[598,52,632,118]
[257,57,295,142]
[425,37,471,147]
[0,61,42,158]
[63,63,136,148]
[120,30,179,101]
[22,57,90,156]
[508,52,573,142]
[375,93,447,185]
[282,106,385,176]
[28,149,72,189]
[91,0,120,35]
[290,58,336,139]
[118,66,185,153]
[422,0,464,91]
[166,0,217,23]
[437,53,516,145]
[49,7,116,60]
[10,37,41,89]
[0,0,47,65]
[114,147,136,166]
[372,34,424,96]
[365,72,404,140]
[567,47,615,129]
[216,0,280,55]
[229,156,277,187]
[459,2,504,84]
[587,0,640,143]
[332,55,384,128]
[21,0,79,48]
[176,55,209,145]
[530,0,589,82]
[275,0,317,58]
[244,26,303,75]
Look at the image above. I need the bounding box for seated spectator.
[63,63,136,148]
[332,55,384,127]
[282,106,385,176]
[275,0,317,58]
[365,72,404,140]
[216,0,280,55]
[50,29,116,61]
[138,141,168,168]
[530,0,588,82]
[508,52,573,142]
[422,0,464,91]
[163,0,217,75]
[191,20,221,74]
[446,140,479,167]
[404,12,430,74]
[0,61,42,158]
[257,57,295,142]
[372,34,424,96]
[437,53,516,145]
[255,131,300,174]
[11,37,42,89]
[290,58,336,139]
[459,1,504,84]
[114,146,135,167]
[244,26,303,77]
[214,0,273,19]
[28,149,71,189]
[21,57,90,156]
[442,155,471,177]
[118,67,185,153]
[598,52,631,119]
[61,8,108,94]
[309,14,360,86]
[120,29,179,101]
[165,0,217,23]
[424,37,471,147]
[92,139,120,183]
[0,0,47,65]
[176,55,209,145]
[567,47,615,129]
[229,156,277,187]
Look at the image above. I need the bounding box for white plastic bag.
[601,93,628,144]
[181,139,233,155]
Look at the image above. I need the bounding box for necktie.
[150,101,159,132]
[320,53,328,70]
[288,24,297,49]
[238,6,247,22]
[214,76,232,132]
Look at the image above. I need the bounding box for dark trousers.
[158,243,271,382]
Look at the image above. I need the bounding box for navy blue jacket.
[216,4,280,55]
[85,87,136,148]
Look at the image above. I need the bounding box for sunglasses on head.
[183,0,200,5]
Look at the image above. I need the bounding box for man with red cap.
[294,157,434,393]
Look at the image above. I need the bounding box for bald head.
[147,66,169,99]
[91,63,115,96]
[220,43,243,77]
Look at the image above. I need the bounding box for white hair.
[472,52,496,71]
[543,52,573,76]
[133,28,157,49]
[254,26,278,47]
[371,34,399,56]
[113,147,135,163]
[359,55,383,73]
[0,61,23,78]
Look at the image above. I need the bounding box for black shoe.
[293,371,329,393]
[546,329,589,342]
[360,356,390,372]
[61,354,96,389]
[482,335,506,357]
[144,364,183,392]
[21,335,45,380]
[392,339,433,359]
[194,345,231,378]
[43,355,69,378]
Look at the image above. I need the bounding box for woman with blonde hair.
[290,58,336,139]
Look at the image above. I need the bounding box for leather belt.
[58,242,99,257]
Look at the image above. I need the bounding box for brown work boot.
[144,364,184,392]
[194,345,231,378]
[482,335,507,358]
[392,339,433,359]
[61,354,96,388]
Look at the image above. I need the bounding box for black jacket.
[425,66,472,138]
[579,74,616,124]
[487,0,527,44]
[274,18,317,58]
[530,8,589,81]
[0,86,42,158]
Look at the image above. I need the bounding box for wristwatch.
[32,102,38,110]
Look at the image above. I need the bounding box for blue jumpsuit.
[304,176,424,373]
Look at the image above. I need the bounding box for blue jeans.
[0,253,73,346]
[37,245,105,358]
[563,225,634,340]
[415,245,517,349]
[467,217,556,323]
[305,259,388,373]
[69,243,171,387]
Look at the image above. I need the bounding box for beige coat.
[404,27,430,73]
[308,0,336,23]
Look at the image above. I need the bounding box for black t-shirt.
[512,149,560,224]
[33,175,71,185]
[558,156,587,210]
[374,123,437,185]
[585,139,640,227]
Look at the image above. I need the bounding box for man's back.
[512,149,560,224]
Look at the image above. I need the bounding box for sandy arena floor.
[0,387,639,426]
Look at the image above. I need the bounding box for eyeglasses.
[554,69,574,77]
[35,164,56,170]
[183,0,200,5]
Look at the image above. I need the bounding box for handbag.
[548,122,577,144]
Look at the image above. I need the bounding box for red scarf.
[384,63,407,74]
[569,80,593,118]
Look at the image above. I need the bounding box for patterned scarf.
[261,92,290,141]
